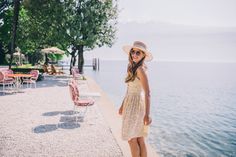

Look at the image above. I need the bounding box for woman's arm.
[137,67,152,125]
[118,99,124,115]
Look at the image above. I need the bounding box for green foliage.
[0,0,118,67]
[62,0,118,72]
[63,0,118,50]
[0,7,13,53]
[16,1,69,64]
[27,49,44,65]
[19,1,68,53]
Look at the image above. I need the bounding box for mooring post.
[92,58,95,70]
[97,58,100,71]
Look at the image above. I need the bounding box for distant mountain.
[83,21,236,62]
[117,21,236,36]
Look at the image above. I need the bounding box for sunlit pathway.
[0,75,123,157]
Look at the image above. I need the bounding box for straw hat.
[122,41,153,61]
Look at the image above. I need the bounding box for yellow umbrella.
[41,47,65,55]
[41,47,65,65]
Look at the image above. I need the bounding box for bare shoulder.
[137,66,150,91]
[137,66,147,78]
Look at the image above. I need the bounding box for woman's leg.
[137,137,147,157]
[128,138,140,157]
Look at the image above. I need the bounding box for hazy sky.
[81,0,236,62]
[118,0,236,27]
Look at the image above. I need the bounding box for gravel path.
[0,75,123,157]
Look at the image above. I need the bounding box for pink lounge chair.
[68,82,94,120]
[71,67,83,80]
[22,70,39,88]
[4,69,15,81]
[0,71,15,94]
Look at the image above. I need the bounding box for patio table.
[6,73,32,92]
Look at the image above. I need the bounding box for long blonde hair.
[125,49,146,83]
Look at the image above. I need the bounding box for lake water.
[84,60,236,157]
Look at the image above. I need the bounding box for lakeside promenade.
[0,74,158,157]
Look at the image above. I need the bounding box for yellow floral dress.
[121,77,148,140]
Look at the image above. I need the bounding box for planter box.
[11,68,44,73]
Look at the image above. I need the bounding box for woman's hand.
[118,106,123,115]
[143,115,152,125]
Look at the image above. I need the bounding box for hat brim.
[122,45,153,61]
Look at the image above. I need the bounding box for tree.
[17,0,69,65]
[9,0,20,68]
[22,0,118,73]
[0,0,14,65]
[1,0,118,71]
[64,0,118,73]
[0,0,22,68]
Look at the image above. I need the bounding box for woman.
[119,41,153,157]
